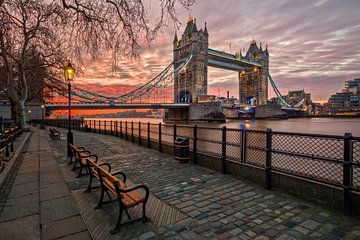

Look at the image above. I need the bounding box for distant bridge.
[45,102,189,110]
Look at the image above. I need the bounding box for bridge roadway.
[208,48,262,72]
[45,102,189,110]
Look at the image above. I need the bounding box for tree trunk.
[18,100,26,128]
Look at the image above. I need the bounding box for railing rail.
[45,118,360,216]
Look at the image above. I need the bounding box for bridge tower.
[239,40,269,105]
[173,16,208,103]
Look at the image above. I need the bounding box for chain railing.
[45,118,360,215]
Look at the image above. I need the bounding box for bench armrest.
[87,154,98,163]
[112,171,127,183]
[121,185,150,200]
[99,163,111,172]
[77,146,86,150]
[79,150,91,155]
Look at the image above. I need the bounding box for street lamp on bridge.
[64,62,75,158]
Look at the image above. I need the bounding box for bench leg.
[71,160,78,171]
[110,205,123,234]
[125,209,131,220]
[142,202,149,223]
[68,155,74,165]
[76,166,83,178]
[94,188,105,210]
[84,175,93,193]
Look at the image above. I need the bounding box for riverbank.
[48,127,360,239]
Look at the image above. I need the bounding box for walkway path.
[49,128,360,240]
[0,128,91,240]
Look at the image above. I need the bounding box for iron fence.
[45,118,360,215]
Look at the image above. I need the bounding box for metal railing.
[45,118,360,215]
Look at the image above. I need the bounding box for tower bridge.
[173,16,269,106]
[45,16,305,120]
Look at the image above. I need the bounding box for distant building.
[327,78,360,112]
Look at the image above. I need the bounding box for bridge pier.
[164,102,225,123]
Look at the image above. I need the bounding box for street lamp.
[64,62,75,158]
[28,110,32,124]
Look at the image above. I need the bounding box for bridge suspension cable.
[47,54,193,104]
[268,74,305,108]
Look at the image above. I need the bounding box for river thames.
[86,117,360,136]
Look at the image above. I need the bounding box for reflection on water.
[86,117,360,136]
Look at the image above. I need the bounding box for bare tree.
[0,0,194,128]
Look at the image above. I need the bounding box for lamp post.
[41,104,45,122]
[64,62,75,158]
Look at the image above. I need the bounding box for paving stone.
[230,228,242,236]
[301,219,321,230]
[188,210,201,218]
[0,214,40,240]
[42,215,87,240]
[40,182,71,201]
[58,230,91,240]
[138,231,156,240]
[0,193,39,222]
[8,181,39,198]
[40,196,79,224]
[275,234,297,240]
[254,236,270,240]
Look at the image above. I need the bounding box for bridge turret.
[239,39,270,105]
[173,16,209,103]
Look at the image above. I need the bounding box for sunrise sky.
[73,0,360,104]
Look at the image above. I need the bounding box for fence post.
[159,123,162,152]
[265,128,273,190]
[173,123,177,155]
[343,133,353,216]
[243,130,247,163]
[240,129,245,163]
[221,126,227,174]
[147,122,151,148]
[98,120,100,134]
[138,122,141,145]
[131,121,134,142]
[125,121,128,140]
[120,121,123,138]
[110,120,113,135]
[193,125,197,164]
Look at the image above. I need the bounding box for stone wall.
[255,104,283,118]
[188,102,225,122]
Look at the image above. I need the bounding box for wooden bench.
[69,143,98,178]
[84,157,112,193]
[49,128,61,140]
[88,160,150,234]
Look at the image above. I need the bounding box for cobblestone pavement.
[51,129,360,240]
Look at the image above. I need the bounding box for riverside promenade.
[1,127,360,239]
